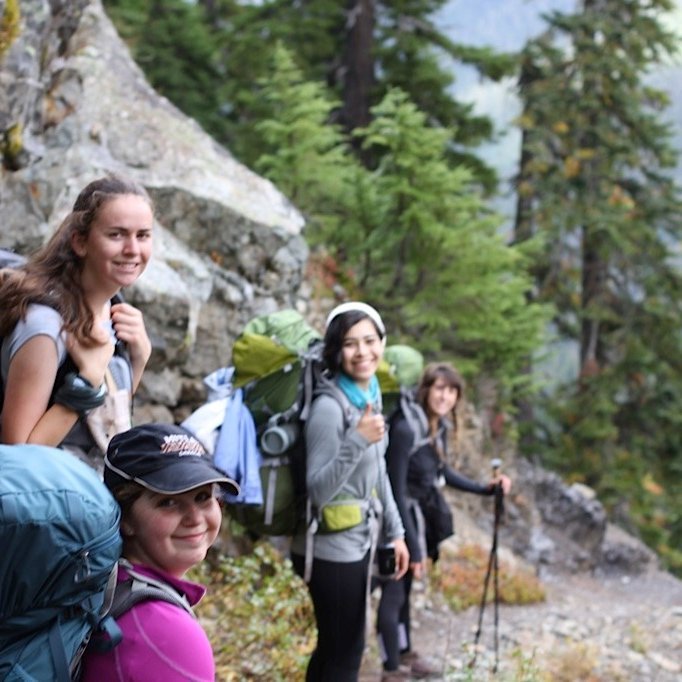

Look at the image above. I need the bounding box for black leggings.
[376,571,413,671]
[292,552,370,682]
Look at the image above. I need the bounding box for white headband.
[325,301,386,336]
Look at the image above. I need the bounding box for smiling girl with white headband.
[290,301,409,682]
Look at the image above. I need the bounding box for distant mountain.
[436,0,682,221]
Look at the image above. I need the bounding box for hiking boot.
[400,651,441,679]
[381,664,411,681]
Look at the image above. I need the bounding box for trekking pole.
[468,458,505,673]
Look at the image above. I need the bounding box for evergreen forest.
[102,0,682,575]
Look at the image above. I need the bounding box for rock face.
[0,0,307,417]
[441,454,658,576]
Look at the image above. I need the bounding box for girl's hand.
[66,325,114,387]
[410,559,427,580]
[356,404,386,443]
[393,538,410,580]
[111,302,151,389]
[491,473,512,495]
[110,302,151,364]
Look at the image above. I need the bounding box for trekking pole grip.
[490,458,505,518]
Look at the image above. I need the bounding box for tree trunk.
[512,51,542,453]
[341,0,375,145]
[578,0,607,380]
[580,223,606,378]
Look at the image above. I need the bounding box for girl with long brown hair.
[0,175,153,467]
[377,362,511,680]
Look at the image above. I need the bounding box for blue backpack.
[0,444,122,682]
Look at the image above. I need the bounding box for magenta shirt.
[81,563,215,682]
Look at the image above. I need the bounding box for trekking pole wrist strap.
[54,372,107,416]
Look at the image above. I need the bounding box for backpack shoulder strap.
[302,377,361,584]
[88,565,195,655]
[325,380,356,430]
[298,340,324,423]
[399,389,431,457]
[109,292,132,370]
[110,561,195,619]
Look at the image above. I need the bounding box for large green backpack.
[232,309,322,424]
[377,344,425,416]
[225,310,325,536]
[377,343,433,458]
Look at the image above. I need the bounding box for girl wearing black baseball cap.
[80,423,239,682]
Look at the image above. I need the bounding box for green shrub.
[432,544,546,612]
[190,542,315,681]
[0,0,20,59]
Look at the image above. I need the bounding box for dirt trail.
[361,567,682,681]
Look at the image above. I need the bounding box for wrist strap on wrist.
[53,372,107,416]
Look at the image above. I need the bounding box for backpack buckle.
[74,551,92,583]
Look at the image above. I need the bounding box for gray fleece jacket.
[290,378,405,563]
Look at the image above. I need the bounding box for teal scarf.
[336,373,381,411]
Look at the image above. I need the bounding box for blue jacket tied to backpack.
[214,387,263,505]
[0,444,122,682]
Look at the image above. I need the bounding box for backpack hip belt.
[317,494,377,534]
[303,494,383,583]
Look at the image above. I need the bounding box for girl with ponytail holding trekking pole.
[376,362,511,680]
[0,175,153,469]
[290,302,410,682]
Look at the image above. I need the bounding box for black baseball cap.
[104,423,240,496]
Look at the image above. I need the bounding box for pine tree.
[254,44,359,245]
[514,0,682,571]
[353,89,549,392]
[193,0,349,165]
